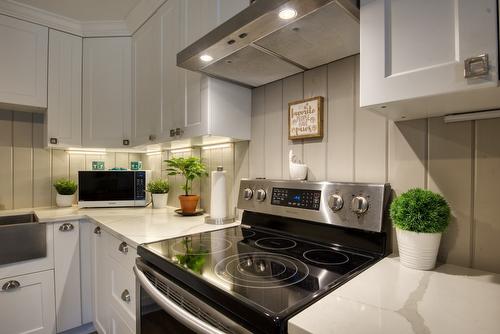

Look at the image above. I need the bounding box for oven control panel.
[271,188,321,210]
[237,179,391,233]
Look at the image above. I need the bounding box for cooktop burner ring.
[235,257,288,279]
[303,249,350,266]
[255,237,297,250]
[214,252,309,289]
[170,237,233,256]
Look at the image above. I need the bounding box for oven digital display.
[271,188,321,210]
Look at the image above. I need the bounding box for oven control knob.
[243,188,253,200]
[351,196,369,215]
[328,194,344,212]
[255,189,266,202]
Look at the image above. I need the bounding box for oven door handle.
[134,265,226,334]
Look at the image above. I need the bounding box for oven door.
[134,261,251,334]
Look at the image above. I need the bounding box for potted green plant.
[390,188,451,270]
[165,156,208,214]
[53,179,77,207]
[147,179,169,209]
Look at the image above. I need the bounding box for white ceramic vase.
[396,228,442,270]
[152,193,168,209]
[56,194,74,207]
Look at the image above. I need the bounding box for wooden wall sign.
[288,96,324,140]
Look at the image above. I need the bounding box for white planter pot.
[396,228,442,270]
[56,194,74,207]
[152,193,168,209]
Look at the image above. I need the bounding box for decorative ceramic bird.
[289,150,308,180]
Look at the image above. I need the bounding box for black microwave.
[78,171,151,208]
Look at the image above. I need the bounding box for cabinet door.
[54,221,82,332]
[47,29,82,148]
[360,0,499,108]
[0,270,56,334]
[217,0,249,24]
[109,306,134,334]
[83,37,132,148]
[132,14,162,145]
[0,15,47,109]
[180,0,219,138]
[159,0,183,140]
[92,225,110,334]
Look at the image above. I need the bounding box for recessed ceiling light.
[279,8,297,20]
[200,54,213,62]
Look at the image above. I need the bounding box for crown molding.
[125,0,166,34]
[0,0,82,35]
[81,20,130,37]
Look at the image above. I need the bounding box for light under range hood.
[177,0,359,87]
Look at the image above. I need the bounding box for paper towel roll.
[210,166,227,219]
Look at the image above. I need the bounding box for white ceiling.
[14,0,142,21]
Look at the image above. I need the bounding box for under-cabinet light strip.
[444,109,500,123]
[170,148,192,154]
[201,143,232,150]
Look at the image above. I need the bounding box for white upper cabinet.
[360,0,500,120]
[0,15,48,110]
[132,14,162,145]
[47,29,82,148]
[83,37,132,148]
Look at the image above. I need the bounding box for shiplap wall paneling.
[250,86,265,179]
[33,113,52,208]
[0,110,13,210]
[428,118,473,267]
[327,57,356,181]
[264,81,283,179]
[282,73,304,179]
[474,119,500,273]
[51,150,69,206]
[13,112,32,209]
[302,66,328,181]
[354,56,387,183]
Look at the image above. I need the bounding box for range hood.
[177,0,359,87]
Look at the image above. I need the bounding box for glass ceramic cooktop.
[140,226,375,316]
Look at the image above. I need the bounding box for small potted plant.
[147,179,169,209]
[165,156,208,214]
[53,179,77,207]
[390,188,450,270]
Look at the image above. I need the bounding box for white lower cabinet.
[0,270,56,334]
[54,220,82,332]
[92,224,137,334]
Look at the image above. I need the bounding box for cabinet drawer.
[109,256,135,329]
[104,231,137,271]
[0,270,56,334]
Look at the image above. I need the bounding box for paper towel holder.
[204,216,235,225]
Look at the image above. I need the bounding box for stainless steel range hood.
[177,0,359,87]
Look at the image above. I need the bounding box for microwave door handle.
[134,266,226,334]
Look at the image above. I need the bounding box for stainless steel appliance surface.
[78,170,151,208]
[177,0,360,87]
[135,180,392,334]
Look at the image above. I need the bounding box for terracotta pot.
[179,195,200,213]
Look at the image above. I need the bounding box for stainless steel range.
[135,180,392,334]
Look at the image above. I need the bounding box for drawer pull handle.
[2,280,20,291]
[464,54,489,78]
[121,289,131,303]
[59,223,74,232]
[118,242,128,254]
[94,226,101,235]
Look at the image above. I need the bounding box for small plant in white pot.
[147,179,169,209]
[54,179,77,207]
[390,188,450,270]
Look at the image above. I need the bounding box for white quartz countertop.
[0,206,240,247]
[289,255,500,334]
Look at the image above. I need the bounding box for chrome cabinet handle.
[94,226,101,235]
[134,266,225,334]
[121,289,131,303]
[59,223,74,232]
[118,242,128,254]
[464,54,489,78]
[2,280,21,291]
